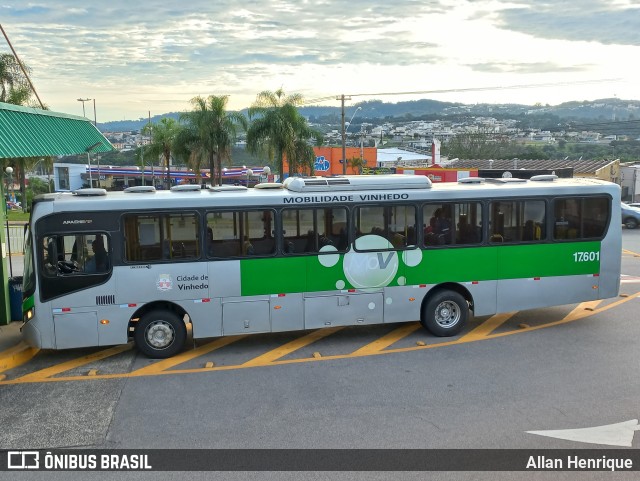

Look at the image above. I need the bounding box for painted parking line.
[242,327,343,366]
[0,342,39,373]
[459,312,517,342]
[2,291,638,385]
[351,322,421,356]
[132,334,247,375]
[562,300,602,321]
[15,343,133,382]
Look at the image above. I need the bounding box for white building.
[54,163,87,191]
[620,164,640,202]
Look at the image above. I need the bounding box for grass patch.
[6,211,30,222]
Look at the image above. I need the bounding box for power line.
[301,78,622,106]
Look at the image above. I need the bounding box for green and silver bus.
[21,174,621,358]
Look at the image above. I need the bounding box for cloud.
[1,0,638,120]
[467,62,593,74]
[493,0,640,46]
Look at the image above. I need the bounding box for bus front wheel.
[421,290,468,337]
[134,310,186,358]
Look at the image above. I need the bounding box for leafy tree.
[178,95,247,186]
[247,88,322,179]
[443,131,512,159]
[143,118,181,188]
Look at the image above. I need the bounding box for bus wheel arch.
[420,283,472,337]
[129,301,189,358]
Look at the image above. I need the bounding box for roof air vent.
[485,178,527,184]
[208,185,248,192]
[254,182,283,189]
[124,186,156,193]
[458,177,485,184]
[73,188,107,196]
[170,184,202,192]
[530,174,558,182]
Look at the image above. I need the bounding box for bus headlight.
[24,307,34,322]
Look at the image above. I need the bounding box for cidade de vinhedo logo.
[156,274,173,291]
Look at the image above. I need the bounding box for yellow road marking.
[622,249,640,257]
[459,312,517,341]
[132,335,247,375]
[0,342,39,373]
[242,327,343,366]
[13,343,132,382]
[562,300,602,322]
[2,292,638,385]
[351,322,420,355]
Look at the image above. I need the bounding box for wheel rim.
[434,300,461,328]
[145,320,175,349]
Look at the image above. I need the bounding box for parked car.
[621,203,640,229]
[6,201,21,210]
[628,202,640,208]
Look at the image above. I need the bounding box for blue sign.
[314,156,330,172]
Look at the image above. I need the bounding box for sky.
[1,0,639,122]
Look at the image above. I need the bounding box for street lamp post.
[85,142,101,188]
[77,98,91,117]
[4,166,14,277]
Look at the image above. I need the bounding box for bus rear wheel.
[134,310,186,358]
[421,290,468,337]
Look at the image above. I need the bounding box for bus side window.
[206,210,275,258]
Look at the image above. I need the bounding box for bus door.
[206,210,276,336]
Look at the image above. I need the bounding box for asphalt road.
[2,229,640,480]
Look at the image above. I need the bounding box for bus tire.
[134,309,186,358]
[421,290,468,337]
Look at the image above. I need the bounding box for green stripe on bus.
[23,294,34,312]
[239,241,601,296]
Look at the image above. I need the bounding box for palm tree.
[290,138,317,176]
[173,126,206,185]
[0,53,31,103]
[179,95,247,186]
[143,118,181,189]
[246,88,322,179]
[347,156,366,175]
[1,54,36,211]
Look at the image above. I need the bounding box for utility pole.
[337,94,351,175]
[149,111,154,187]
[93,100,100,186]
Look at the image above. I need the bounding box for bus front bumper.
[21,321,43,349]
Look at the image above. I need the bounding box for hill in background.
[98,97,640,132]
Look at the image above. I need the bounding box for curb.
[0,341,39,373]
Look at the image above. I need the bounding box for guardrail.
[4,224,26,254]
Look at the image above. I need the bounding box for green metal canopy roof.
[0,101,113,159]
